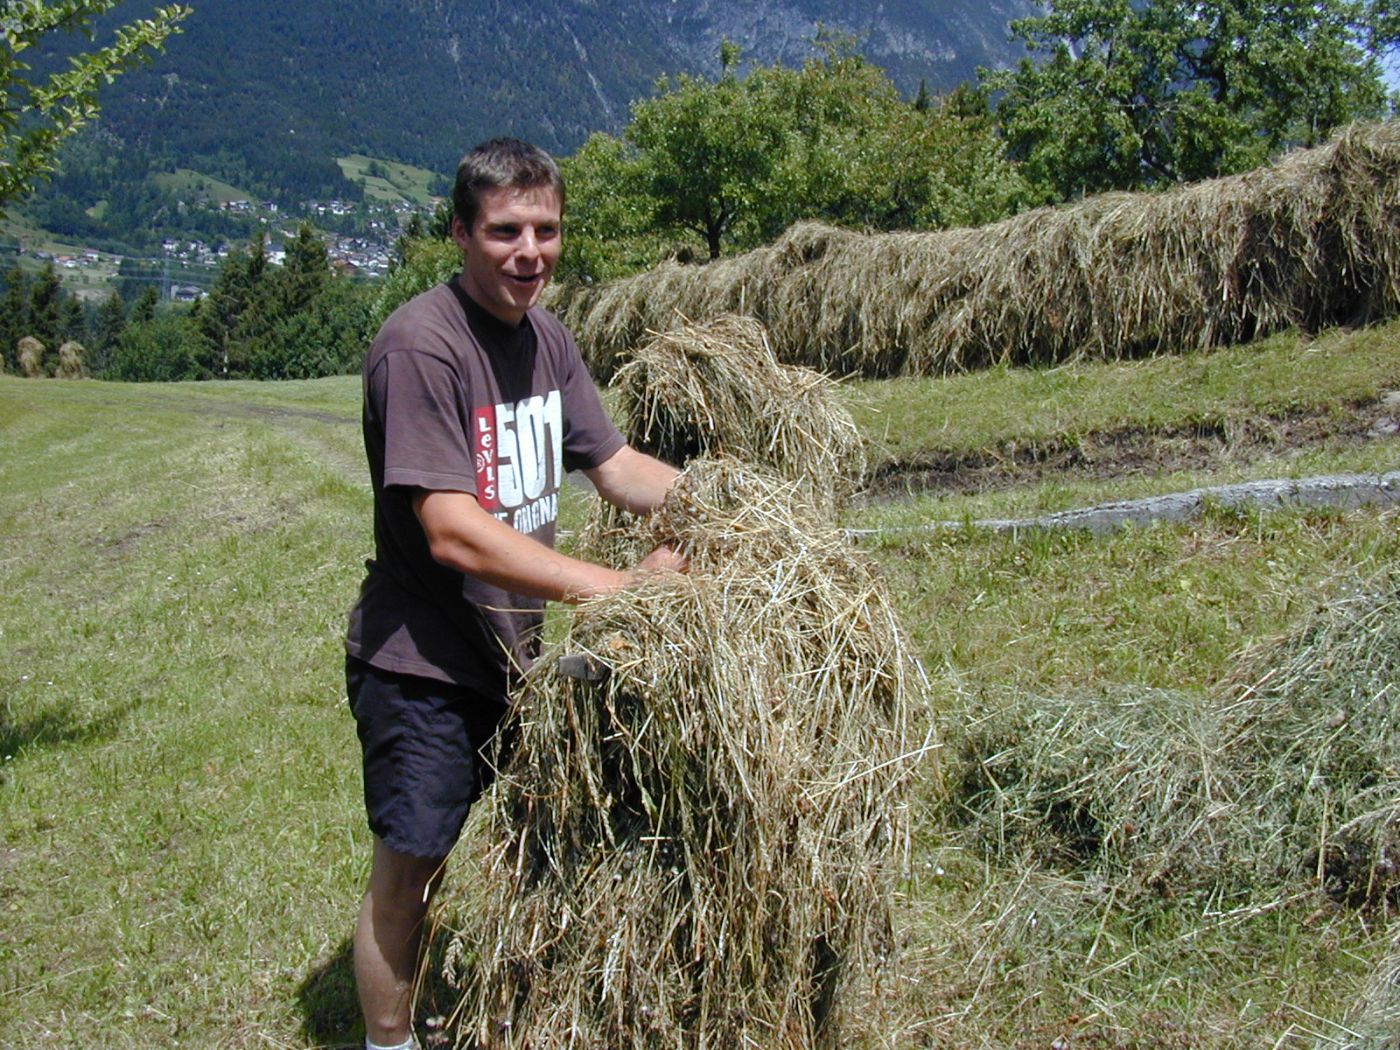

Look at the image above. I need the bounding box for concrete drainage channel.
[846,471,1400,538]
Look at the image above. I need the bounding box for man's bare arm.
[584,445,681,515]
[414,490,684,603]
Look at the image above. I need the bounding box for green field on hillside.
[1,321,1397,1047]
[151,169,257,205]
[336,155,442,205]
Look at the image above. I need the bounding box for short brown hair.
[452,138,565,232]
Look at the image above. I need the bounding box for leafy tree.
[106,309,201,382]
[558,132,671,283]
[986,0,1396,200]
[556,37,1031,277]
[626,50,788,259]
[0,0,191,212]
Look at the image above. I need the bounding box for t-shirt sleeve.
[369,348,479,494]
[557,329,626,472]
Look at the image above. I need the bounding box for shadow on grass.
[0,698,142,759]
[297,926,464,1050]
[298,936,360,1049]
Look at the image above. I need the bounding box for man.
[344,138,685,1050]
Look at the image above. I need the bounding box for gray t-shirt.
[345,278,625,692]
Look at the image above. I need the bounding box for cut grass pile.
[610,315,866,510]
[452,459,924,1048]
[554,122,1400,380]
[938,564,1400,905]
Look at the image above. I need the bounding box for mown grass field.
[1,320,1398,1048]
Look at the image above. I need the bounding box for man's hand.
[631,542,689,578]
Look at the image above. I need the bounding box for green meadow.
[1,320,1398,1047]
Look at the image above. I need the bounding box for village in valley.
[10,183,428,302]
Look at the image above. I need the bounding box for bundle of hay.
[939,685,1240,899]
[55,341,87,379]
[939,565,1400,905]
[448,458,926,1049]
[550,222,859,380]
[608,315,866,512]
[17,336,45,378]
[557,122,1400,378]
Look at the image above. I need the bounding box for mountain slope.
[62,0,1033,194]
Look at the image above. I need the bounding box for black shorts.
[346,655,513,859]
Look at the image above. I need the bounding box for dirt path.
[862,391,1400,502]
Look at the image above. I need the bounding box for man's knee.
[367,838,447,913]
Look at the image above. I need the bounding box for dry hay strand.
[448,458,929,1050]
[559,122,1400,379]
[609,315,865,513]
[17,335,45,378]
[938,564,1400,908]
[55,341,87,379]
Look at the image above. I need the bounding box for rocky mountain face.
[71,0,1035,192]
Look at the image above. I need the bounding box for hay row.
[448,459,927,1049]
[552,121,1400,378]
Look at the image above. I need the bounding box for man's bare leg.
[354,836,447,1047]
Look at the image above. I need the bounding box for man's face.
[453,184,562,326]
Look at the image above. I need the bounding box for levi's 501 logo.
[472,391,563,533]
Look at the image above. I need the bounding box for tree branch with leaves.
[0,0,191,212]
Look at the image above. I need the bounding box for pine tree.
[0,267,30,372]
[131,286,159,324]
[59,295,85,345]
[88,291,127,375]
[28,262,62,350]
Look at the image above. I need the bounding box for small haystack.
[609,315,865,512]
[1222,567,1400,906]
[447,458,926,1049]
[557,122,1400,378]
[939,565,1400,905]
[55,341,87,379]
[940,685,1239,899]
[17,336,45,378]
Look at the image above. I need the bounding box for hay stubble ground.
[1,320,1398,1048]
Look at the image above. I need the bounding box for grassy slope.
[0,322,1397,1047]
[335,155,440,206]
[151,169,258,205]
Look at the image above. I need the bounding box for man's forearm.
[586,445,681,514]
[415,490,631,602]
